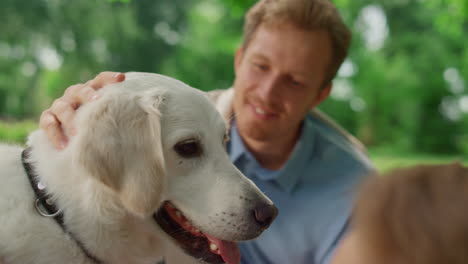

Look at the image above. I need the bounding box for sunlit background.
[1,0,467,171]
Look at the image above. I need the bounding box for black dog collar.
[22,148,104,264]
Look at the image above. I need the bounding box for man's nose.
[257,75,281,102]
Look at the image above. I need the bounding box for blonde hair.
[243,0,352,85]
[353,163,468,264]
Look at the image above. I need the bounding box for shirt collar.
[228,121,248,165]
[228,118,315,193]
[275,119,315,192]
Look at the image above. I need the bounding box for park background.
[0,0,467,172]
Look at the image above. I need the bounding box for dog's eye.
[174,139,202,158]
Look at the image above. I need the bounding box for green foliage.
[0,0,196,118]
[108,0,132,3]
[369,146,468,173]
[0,120,37,144]
[1,0,467,157]
[320,0,468,155]
[223,0,256,17]
[160,0,243,91]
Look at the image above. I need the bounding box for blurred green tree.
[0,0,466,155]
[0,0,196,117]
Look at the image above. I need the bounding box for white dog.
[0,73,277,264]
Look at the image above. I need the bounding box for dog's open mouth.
[154,202,240,264]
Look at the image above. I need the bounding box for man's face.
[233,23,333,142]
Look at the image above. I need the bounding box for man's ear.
[310,83,332,108]
[234,47,244,76]
[75,90,166,217]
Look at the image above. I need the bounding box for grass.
[0,120,37,145]
[368,147,468,173]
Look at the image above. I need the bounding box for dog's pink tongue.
[205,235,240,264]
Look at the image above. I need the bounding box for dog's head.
[72,73,277,264]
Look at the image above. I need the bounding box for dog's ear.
[75,90,166,217]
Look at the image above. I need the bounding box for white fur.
[0,73,274,264]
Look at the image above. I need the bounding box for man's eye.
[174,139,202,158]
[254,63,268,71]
[290,79,303,87]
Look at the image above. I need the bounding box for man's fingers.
[39,110,68,150]
[79,84,101,102]
[64,84,100,106]
[37,71,122,151]
[50,98,77,137]
[88,71,125,89]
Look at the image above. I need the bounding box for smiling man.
[215,1,375,263]
[40,0,375,263]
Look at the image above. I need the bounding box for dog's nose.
[253,204,278,228]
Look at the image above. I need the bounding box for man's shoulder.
[305,110,375,173]
[307,109,366,154]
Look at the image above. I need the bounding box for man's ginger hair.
[243,0,352,85]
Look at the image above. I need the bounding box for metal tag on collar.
[34,198,62,217]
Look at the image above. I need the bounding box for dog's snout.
[253,204,278,228]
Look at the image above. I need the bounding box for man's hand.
[39,71,126,149]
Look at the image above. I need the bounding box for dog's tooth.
[255,107,266,115]
[210,243,218,251]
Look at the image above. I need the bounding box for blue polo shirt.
[227,113,375,264]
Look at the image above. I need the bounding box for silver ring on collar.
[34,198,62,217]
